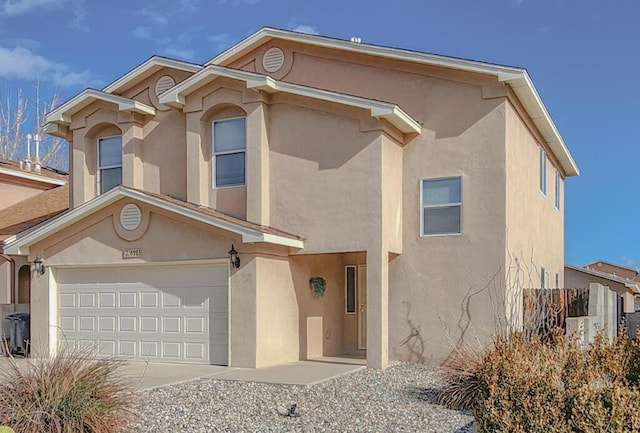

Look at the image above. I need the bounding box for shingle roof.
[0,184,69,243]
[135,187,303,241]
[0,158,68,182]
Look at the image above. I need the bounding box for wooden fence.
[523,288,589,336]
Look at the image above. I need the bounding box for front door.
[358,265,367,350]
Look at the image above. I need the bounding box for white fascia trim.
[208,28,525,78]
[208,28,576,174]
[103,57,202,94]
[500,73,579,176]
[44,90,156,125]
[160,65,421,134]
[0,167,66,186]
[2,187,303,255]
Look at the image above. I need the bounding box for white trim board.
[207,27,578,176]
[103,56,202,94]
[0,167,66,186]
[44,89,156,125]
[159,65,421,135]
[2,186,304,255]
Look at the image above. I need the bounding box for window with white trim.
[97,135,122,194]
[539,146,547,195]
[421,177,462,236]
[212,117,246,188]
[555,169,561,210]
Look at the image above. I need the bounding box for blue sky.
[0,0,637,268]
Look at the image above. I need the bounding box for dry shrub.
[0,346,137,433]
[437,344,484,410]
[472,328,640,433]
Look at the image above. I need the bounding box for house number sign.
[123,248,142,259]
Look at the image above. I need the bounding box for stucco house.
[0,159,68,306]
[570,260,640,313]
[1,28,579,369]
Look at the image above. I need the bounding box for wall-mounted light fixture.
[33,257,46,275]
[228,245,241,269]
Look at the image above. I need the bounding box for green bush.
[470,328,640,433]
[0,347,137,432]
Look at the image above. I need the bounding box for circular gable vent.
[262,47,285,73]
[155,75,176,97]
[120,203,142,231]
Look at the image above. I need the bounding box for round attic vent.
[155,75,176,97]
[262,47,285,73]
[120,203,142,231]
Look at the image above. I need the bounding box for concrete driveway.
[0,356,365,390]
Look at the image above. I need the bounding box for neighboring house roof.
[583,260,640,277]
[565,264,640,294]
[207,27,579,176]
[102,56,202,95]
[0,184,69,245]
[2,186,304,255]
[0,159,67,186]
[159,65,421,135]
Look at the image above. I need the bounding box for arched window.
[97,135,122,194]
[18,265,30,304]
[212,117,246,188]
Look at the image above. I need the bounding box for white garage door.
[56,264,228,365]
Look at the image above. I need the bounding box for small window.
[554,169,561,210]
[345,266,356,314]
[541,267,547,288]
[97,136,122,194]
[555,272,560,289]
[213,117,246,188]
[539,146,547,195]
[421,177,462,236]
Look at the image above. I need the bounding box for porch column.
[120,122,144,190]
[29,262,53,358]
[366,246,389,369]
[245,103,270,225]
[186,113,207,205]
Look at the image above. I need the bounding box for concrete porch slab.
[209,360,365,386]
[119,362,233,390]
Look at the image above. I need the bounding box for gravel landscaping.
[132,363,475,432]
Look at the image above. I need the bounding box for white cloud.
[208,33,233,52]
[1,0,61,15]
[132,26,152,39]
[161,46,195,61]
[1,0,88,30]
[2,37,40,50]
[622,257,639,269]
[0,45,99,87]
[177,0,199,13]
[290,24,318,35]
[137,8,169,25]
[217,0,259,5]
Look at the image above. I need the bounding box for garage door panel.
[57,265,228,365]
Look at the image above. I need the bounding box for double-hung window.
[554,169,561,210]
[539,146,547,195]
[421,177,462,236]
[213,117,246,188]
[97,136,122,194]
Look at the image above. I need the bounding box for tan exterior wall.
[505,100,564,290]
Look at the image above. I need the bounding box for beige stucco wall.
[505,100,564,291]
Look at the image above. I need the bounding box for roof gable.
[207,27,579,176]
[103,56,202,95]
[159,65,421,136]
[2,186,303,255]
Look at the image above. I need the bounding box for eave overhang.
[159,65,422,135]
[103,56,202,94]
[44,89,156,126]
[208,27,578,176]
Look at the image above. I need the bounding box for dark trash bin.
[5,313,30,356]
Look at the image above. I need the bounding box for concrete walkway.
[1,356,365,390]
